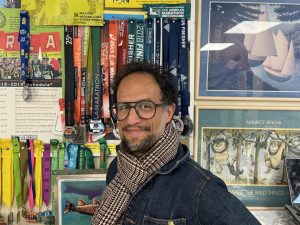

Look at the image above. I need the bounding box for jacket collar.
[158,144,190,175]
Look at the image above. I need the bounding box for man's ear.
[165,103,176,123]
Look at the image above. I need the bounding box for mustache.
[123,125,151,132]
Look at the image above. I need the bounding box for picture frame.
[196,0,300,100]
[54,171,106,225]
[194,105,300,208]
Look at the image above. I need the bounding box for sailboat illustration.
[244,5,277,67]
[263,29,296,82]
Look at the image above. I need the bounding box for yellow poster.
[22,0,104,26]
[105,0,186,8]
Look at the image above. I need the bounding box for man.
[91,62,261,225]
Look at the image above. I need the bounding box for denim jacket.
[107,144,261,225]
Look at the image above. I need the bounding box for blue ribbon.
[18,11,30,83]
[179,19,190,117]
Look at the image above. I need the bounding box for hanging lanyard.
[18,10,30,101]
[50,139,59,214]
[145,18,154,64]
[163,18,170,70]
[27,139,35,210]
[169,19,184,134]
[90,26,105,134]
[179,18,193,137]
[20,141,28,207]
[117,20,128,74]
[64,25,77,140]
[34,140,43,209]
[12,139,22,209]
[1,139,14,209]
[127,19,136,63]
[154,18,161,66]
[99,137,108,169]
[135,20,144,62]
[108,20,118,114]
[80,26,90,125]
[84,146,95,169]
[73,25,82,125]
[58,142,65,170]
[0,142,1,206]
[100,23,110,119]
[42,144,51,208]
[65,143,79,169]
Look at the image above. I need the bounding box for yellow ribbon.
[34,140,43,209]
[0,139,14,209]
[0,141,2,205]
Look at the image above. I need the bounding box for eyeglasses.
[111,100,165,121]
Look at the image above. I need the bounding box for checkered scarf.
[91,123,179,225]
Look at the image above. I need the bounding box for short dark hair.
[113,61,178,105]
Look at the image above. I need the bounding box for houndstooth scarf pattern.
[91,123,179,225]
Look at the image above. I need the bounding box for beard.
[121,116,167,154]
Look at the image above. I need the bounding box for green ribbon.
[58,142,65,170]
[12,139,22,208]
[19,141,28,207]
[99,138,108,169]
[50,139,59,214]
[77,146,86,169]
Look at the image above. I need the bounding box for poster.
[195,106,300,207]
[21,0,104,26]
[197,0,300,99]
[0,8,64,142]
[105,0,186,8]
[55,173,106,225]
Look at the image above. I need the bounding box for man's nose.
[126,107,142,124]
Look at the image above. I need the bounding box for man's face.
[117,72,174,154]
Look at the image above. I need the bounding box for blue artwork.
[57,175,106,225]
[198,0,300,98]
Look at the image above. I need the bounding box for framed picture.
[196,0,300,99]
[194,106,300,208]
[54,172,106,225]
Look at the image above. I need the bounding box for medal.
[89,120,105,134]
[181,115,194,137]
[22,83,30,101]
[172,115,184,134]
[40,210,55,224]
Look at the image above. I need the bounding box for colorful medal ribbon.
[127,19,136,63]
[80,26,91,125]
[84,146,95,169]
[34,140,43,209]
[154,18,161,66]
[42,144,51,207]
[12,139,22,209]
[77,145,86,169]
[163,18,170,70]
[89,26,105,136]
[100,23,110,119]
[99,137,108,169]
[58,142,65,170]
[108,20,118,117]
[145,18,154,64]
[27,139,35,210]
[117,20,128,75]
[65,143,79,169]
[179,19,193,136]
[169,19,184,134]
[135,20,144,62]
[64,26,77,140]
[50,139,59,214]
[18,10,30,101]
[0,142,2,205]
[20,141,28,207]
[1,139,14,209]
